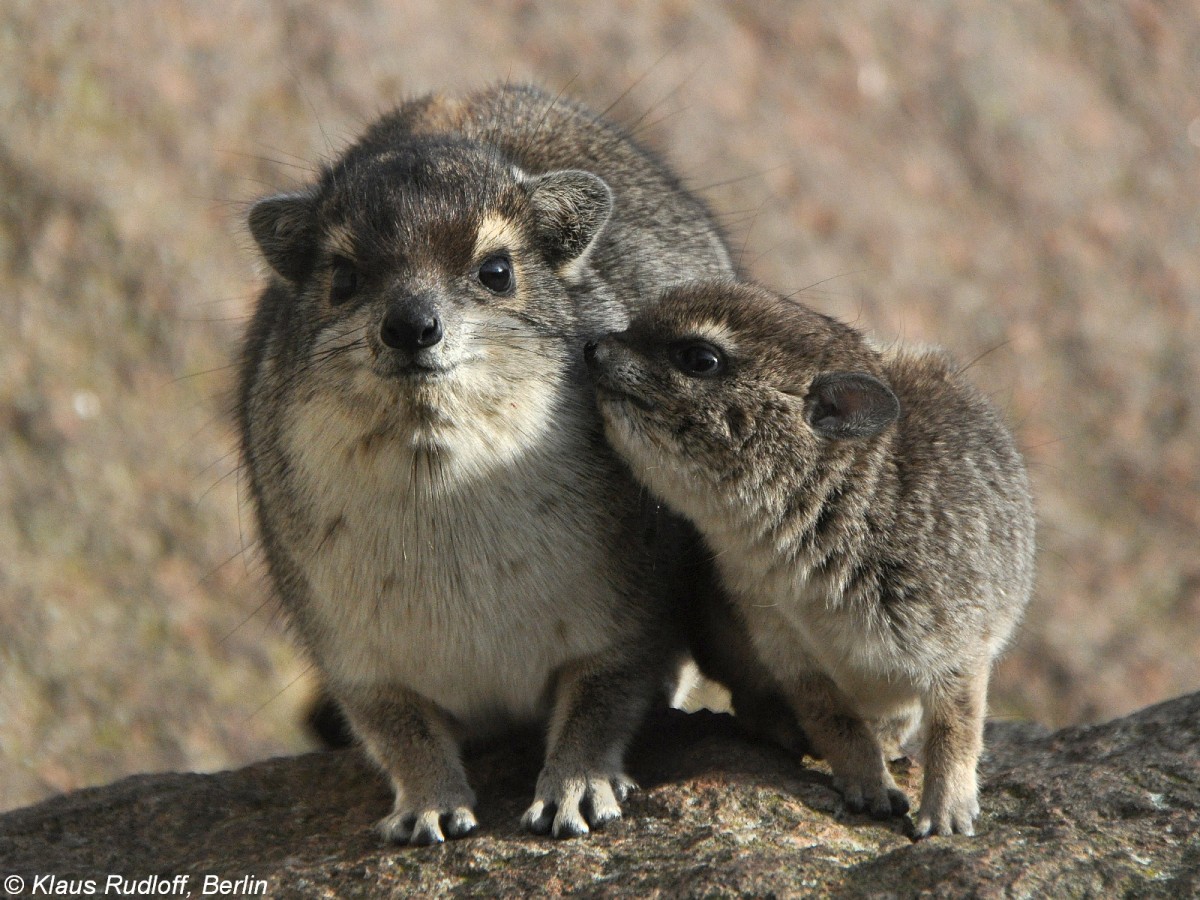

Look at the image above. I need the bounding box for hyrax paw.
[521,771,638,839]
[377,804,478,846]
[833,773,910,820]
[913,794,980,838]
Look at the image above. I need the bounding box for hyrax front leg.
[521,656,652,838]
[915,667,989,837]
[337,684,478,846]
[786,671,910,819]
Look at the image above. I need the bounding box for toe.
[409,809,446,846]
[611,774,638,804]
[376,812,416,844]
[380,804,477,846]
[914,800,977,838]
[912,813,937,839]
[442,807,479,839]
[583,780,622,829]
[521,800,556,835]
[840,784,867,814]
[551,811,590,839]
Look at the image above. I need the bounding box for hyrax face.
[586,279,899,519]
[248,138,612,468]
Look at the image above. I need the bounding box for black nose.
[380,304,443,352]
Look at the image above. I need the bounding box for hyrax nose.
[380,302,443,352]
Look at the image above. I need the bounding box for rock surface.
[3,694,1198,898]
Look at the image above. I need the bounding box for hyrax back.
[238,84,732,844]
[587,279,1035,837]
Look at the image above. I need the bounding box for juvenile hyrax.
[238,84,732,844]
[586,279,1035,837]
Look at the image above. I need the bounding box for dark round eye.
[478,255,514,294]
[329,257,358,305]
[671,341,726,378]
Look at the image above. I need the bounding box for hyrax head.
[585,279,900,510]
[247,135,612,427]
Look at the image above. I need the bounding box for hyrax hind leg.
[521,655,653,839]
[784,670,910,820]
[337,684,478,846]
[914,666,989,837]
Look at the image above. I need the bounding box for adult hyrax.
[238,83,732,844]
[586,279,1035,837]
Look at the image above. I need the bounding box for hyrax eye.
[477,255,514,294]
[671,341,726,378]
[329,257,359,305]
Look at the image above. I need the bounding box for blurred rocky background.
[1,1,1197,813]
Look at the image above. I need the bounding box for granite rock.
[2,694,1197,898]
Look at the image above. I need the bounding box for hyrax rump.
[237,84,733,844]
[586,279,1035,837]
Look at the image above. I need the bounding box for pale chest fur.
[279,388,626,737]
[706,524,924,721]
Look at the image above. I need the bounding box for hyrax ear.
[523,170,613,277]
[805,372,900,440]
[248,190,318,283]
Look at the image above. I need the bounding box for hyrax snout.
[379,293,446,354]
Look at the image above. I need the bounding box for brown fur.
[587,278,1036,837]
[238,85,731,844]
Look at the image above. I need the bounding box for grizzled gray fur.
[587,278,1035,838]
[237,84,732,844]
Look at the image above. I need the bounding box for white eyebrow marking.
[324,223,357,258]
[684,320,738,354]
[472,213,524,259]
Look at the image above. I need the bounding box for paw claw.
[378,804,477,846]
[523,770,632,838]
[551,813,590,839]
[914,781,980,837]
[377,812,416,844]
[886,788,911,818]
[520,800,556,835]
[913,806,978,838]
[833,774,909,821]
[913,817,975,838]
[443,808,480,839]
[409,822,445,846]
[587,805,621,828]
[611,774,638,804]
